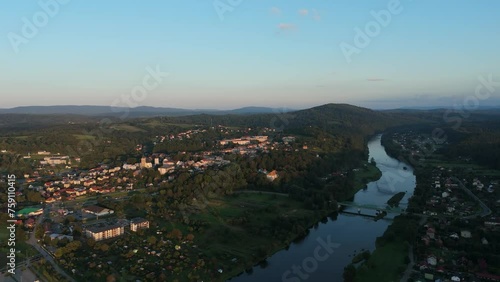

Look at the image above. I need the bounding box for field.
[142,119,199,129]
[190,192,318,280]
[355,240,408,282]
[426,157,500,177]
[62,192,320,281]
[0,227,37,271]
[352,162,382,196]
[73,134,97,140]
[31,260,70,282]
[109,124,145,132]
[0,224,7,241]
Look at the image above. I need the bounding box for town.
[0,124,325,281]
[382,131,500,282]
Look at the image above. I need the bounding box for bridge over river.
[338,201,406,214]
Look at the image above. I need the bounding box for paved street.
[25,206,76,282]
[1,267,39,282]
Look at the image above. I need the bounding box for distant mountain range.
[2,103,499,138]
[0,105,296,117]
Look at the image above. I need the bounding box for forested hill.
[152,103,421,149]
[0,103,426,161]
[0,105,295,117]
[0,103,427,141]
[288,103,411,132]
[0,114,103,134]
[286,104,414,149]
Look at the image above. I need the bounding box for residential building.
[16,207,43,218]
[461,230,472,238]
[485,217,500,227]
[267,170,279,181]
[43,156,69,165]
[130,218,150,232]
[82,205,114,217]
[85,224,124,241]
[158,166,175,175]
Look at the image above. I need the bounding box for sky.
[1,0,500,110]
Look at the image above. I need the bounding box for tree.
[66,241,82,252]
[16,228,26,242]
[100,243,110,252]
[168,229,182,240]
[72,229,82,238]
[26,190,43,203]
[343,264,356,282]
[362,250,371,260]
[147,236,157,246]
[35,225,45,239]
[87,238,96,248]
[54,248,65,258]
[106,274,116,282]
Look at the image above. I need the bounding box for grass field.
[426,158,500,177]
[0,224,7,241]
[351,162,383,196]
[143,120,199,129]
[109,124,145,132]
[355,240,408,282]
[188,192,318,281]
[73,134,97,140]
[31,261,70,282]
[0,227,38,269]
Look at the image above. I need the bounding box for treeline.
[381,111,500,170]
[442,126,500,170]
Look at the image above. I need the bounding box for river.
[230,134,416,282]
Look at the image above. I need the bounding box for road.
[0,265,40,282]
[233,190,289,197]
[451,177,492,219]
[399,215,427,282]
[399,177,490,282]
[26,206,76,282]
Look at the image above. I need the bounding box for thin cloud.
[298,9,309,16]
[277,23,296,31]
[270,7,281,16]
[366,78,386,82]
[299,8,321,21]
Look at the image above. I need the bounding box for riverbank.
[353,215,420,282]
[347,135,419,282]
[223,163,382,281]
[351,134,430,282]
[352,162,383,198]
[214,193,332,281]
[230,134,414,282]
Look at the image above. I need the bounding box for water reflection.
[230,135,416,282]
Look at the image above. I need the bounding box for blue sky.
[1,0,499,109]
